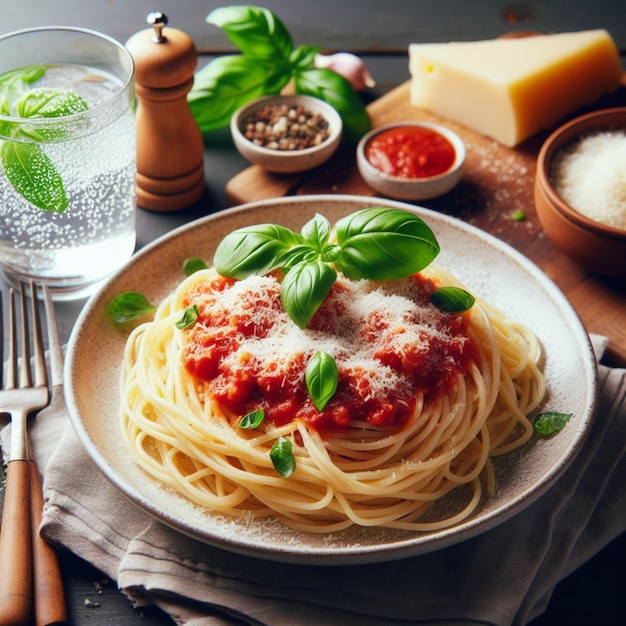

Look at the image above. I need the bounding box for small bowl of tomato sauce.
[357,121,465,200]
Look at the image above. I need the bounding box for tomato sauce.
[365,125,456,179]
[182,274,476,437]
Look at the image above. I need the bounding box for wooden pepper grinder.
[126,12,205,212]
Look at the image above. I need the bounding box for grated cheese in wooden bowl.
[551,130,626,230]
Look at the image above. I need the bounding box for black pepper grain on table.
[243,103,331,151]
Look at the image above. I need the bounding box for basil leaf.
[323,243,342,263]
[107,292,156,324]
[289,45,320,71]
[305,351,339,411]
[239,409,265,429]
[295,67,371,141]
[431,286,475,313]
[281,260,337,329]
[301,213,331,250]
[214,223,306,278]
[183,257,208,276]
[190,6,297,132]
[270,436,296,478]
[207,6,293,61]
[334,207,440,280]
[263,65,295,95]
[175,305,199,329]
[0,140,68,212]
[189,55,276,133]
[299,214,342,263]
[533,412,573,437]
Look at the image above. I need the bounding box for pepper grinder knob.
[148,11,167,42]
[126,12,205,212]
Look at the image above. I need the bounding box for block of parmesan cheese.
[408,30,623,147]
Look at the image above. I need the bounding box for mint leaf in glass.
[0,66,89,212]
[0,141,68,212]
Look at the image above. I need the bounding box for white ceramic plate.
[65,195,597,565]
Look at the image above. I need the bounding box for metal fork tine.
[41,283,63,388]
[0,291,3,390]
[27,281,48,389]
[7,287,18,390]
[17,284,32,389]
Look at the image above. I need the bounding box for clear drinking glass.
[0,27,136,300]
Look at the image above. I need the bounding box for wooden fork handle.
[0,460,33,625]
[29,458,68,626]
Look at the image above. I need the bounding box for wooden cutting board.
[225,80,626,367]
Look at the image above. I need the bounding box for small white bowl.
[231,94,343,173]
[357,121,465,200]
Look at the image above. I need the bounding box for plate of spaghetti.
[65,195,597,564]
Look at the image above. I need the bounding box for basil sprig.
[295,68,372,141]
[183,257,208,276]
[270,436,296,478]
[107,292,156,324]
[188,5,371,141]
[236,412,297,478]
[209,5,294,61]
[305,351,339,411]
[533,411,573,437]
[280,260,337,329]
[214,207,446,328]
[431,286,475,313]
[333,207,441,280]
[0,68,89,212]
[239,409,265,429]
[175,305,200,329]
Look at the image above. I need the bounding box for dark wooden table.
[1,1,625,624]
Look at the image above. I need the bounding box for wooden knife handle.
[29,458,68,626]
[0,460,33,625]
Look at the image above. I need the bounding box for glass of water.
[0,27,136,300]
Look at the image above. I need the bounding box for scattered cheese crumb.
[551,130,626,230]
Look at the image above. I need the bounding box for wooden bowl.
[534,107,626,278]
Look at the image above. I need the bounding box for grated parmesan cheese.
[206,275,437,400]
[184,272,473,428]
[551,130,626,230]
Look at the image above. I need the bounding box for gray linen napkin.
[3,335,626,625]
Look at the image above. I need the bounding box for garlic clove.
[314,52,376,91]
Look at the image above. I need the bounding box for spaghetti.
[120,264,544,533]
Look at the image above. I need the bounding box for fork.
[28,284,68,626]
[0,282,67,625]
